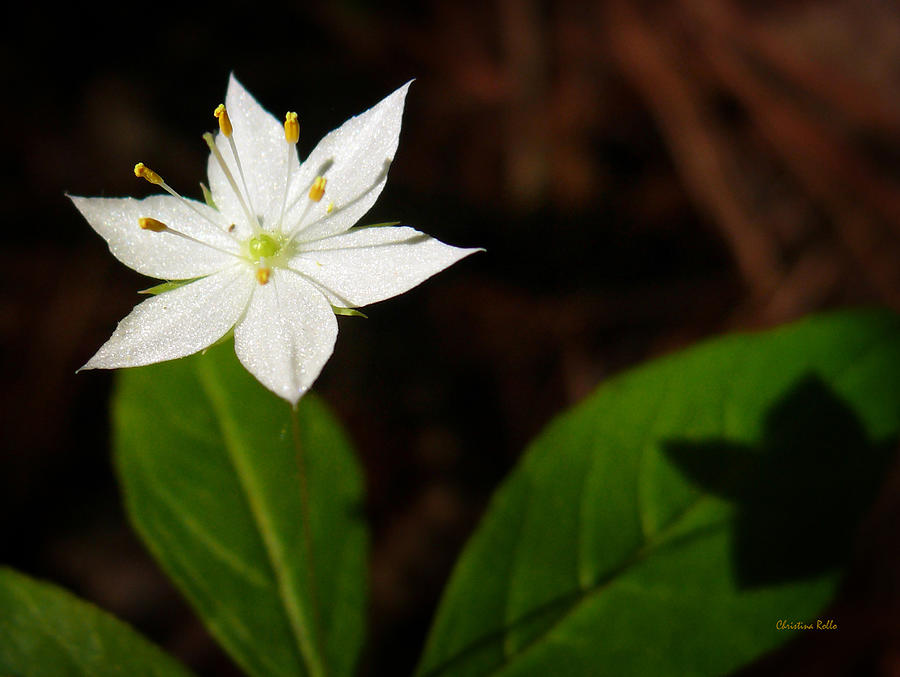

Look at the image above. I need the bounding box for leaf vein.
[195,361,321,677]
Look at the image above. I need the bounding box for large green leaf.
[417,310,900,677]
[113,341,366,677]
[0,567,195,677]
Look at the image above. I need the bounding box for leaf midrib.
[488,496,717,676]
[9,577,99,676]
[423,315,900,677]
[195,360,324,677]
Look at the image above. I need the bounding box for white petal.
[287,226,480,307]
[234,269,338,405]
[207,74,299,233]
[284,81,412,241]
[71,195,241,280]
[82,266,254,369]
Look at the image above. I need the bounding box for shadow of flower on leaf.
[663,374,896,588]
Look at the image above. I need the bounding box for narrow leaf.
[332,306,368,318]
[200,182,217,209]
[417,310,900,677]
[138,279,199,295]
[0,567,195,677]
[113,341,367,677]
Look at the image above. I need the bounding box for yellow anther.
[255,267,271,285]
[134,163,163,185]
[326,201,335,214]
[284,112,299,144]
[138,217,168,232]
[308,176,327,202]
[214,104,233,137]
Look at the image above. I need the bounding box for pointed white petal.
[207,74,300,233]
[71,195,241,279]
[82,266,253,369]
[288,226,480,307]
[284,81,412,241]
[234,269,337,405]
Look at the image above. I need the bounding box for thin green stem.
[196,357,326,677]
[291,404,324,672]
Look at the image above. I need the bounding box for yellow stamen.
[133,163,239,245]
[276,112,300,229]
[134,162,236,237]
[256,267,271,285]
[214,104,233,137]
[134,163,163,185]
[284,112,299,144]
[326,201,335,214]
[309,176,327,202]
[138,217,168,232]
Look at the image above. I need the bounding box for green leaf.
[0,566,195,677]
[113,341,367,677]
[138,279,199,295]
[332,306,368,318]
[200,182,217,209]
[417,310,900,677]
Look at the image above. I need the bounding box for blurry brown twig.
[682,0,900,310]
[603,0,900,321]
[603,0,784,301]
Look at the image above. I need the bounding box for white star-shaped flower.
[72,75,479,405]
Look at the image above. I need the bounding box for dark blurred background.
[3,0,900,675]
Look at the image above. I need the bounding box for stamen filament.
[135,162,239,242]
[136,217,238,257]
[227,135,258,226]
[285,176,349,243]
[213,104,259,229]
[284,174,330,241]
[203,132,259,231]
[287,191,316,237]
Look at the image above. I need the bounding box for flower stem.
[291,403,325,676]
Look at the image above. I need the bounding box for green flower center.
[248,233,280,261]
